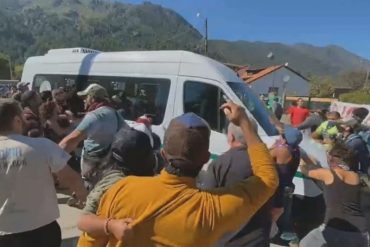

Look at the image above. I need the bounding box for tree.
[338,70,368,90]
[309,75,335,97]
[340,89,370,104]
[0,53,11,79]
[14,64,24,80]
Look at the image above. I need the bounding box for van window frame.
[183,80,228,134]
[32,74,171,125]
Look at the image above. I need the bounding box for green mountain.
[209,40,370,76]
[0,0,202,64]
[1,0,369,77]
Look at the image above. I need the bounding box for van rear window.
[33,74,170,125]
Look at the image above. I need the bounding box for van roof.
[22,48,241,83]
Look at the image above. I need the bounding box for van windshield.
[227,82,279,136]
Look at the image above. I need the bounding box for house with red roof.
[227,64,310,98]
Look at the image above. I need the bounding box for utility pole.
[197,13,208,56]
[364,69,370,89]
[8,56,13,80]
[205,17,208,55]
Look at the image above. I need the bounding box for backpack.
[359,130,370,154]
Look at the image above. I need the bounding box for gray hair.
[228,123,246,146]
[227,119,258,146]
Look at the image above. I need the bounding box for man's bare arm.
[56,165,88,202]
[59,130,86,153]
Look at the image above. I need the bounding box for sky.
[122,0,370,59]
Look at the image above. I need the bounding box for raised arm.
[300,152,331,183]
[311,123,325,140]
[297,115,314,130]
[59,130,86,153]
[59,112,98,153]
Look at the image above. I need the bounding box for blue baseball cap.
[283,125,303,147]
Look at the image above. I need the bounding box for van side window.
[33,74,170,125]
[183,81,227,133]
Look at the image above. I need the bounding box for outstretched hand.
[220,101,249,126]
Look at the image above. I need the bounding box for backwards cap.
[164,113,210,165]
[111,126,154,176]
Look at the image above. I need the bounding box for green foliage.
[338,70,368,90]
[0,0,202,64]
[340,89,370,104]
[308,75,335,97]
[0,0,369,79]
[0,53,11,79]
[14,64,24,80]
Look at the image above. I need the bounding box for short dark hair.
[317,109,329,119]
[353,107,369,122]
[329,141,357,170]
[66,92,84,117]
[21,90,38,108]
[0,99,22,132]
[40,90,53,102]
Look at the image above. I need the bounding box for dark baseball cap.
[163,113,211,165]
[111,126,155,176]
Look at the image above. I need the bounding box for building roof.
[226,63,309,84]
[244,65,283,83]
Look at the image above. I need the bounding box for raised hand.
[220,101,249,126]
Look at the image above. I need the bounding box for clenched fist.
[220,101,249,126]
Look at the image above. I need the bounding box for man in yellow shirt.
[79,101,279,247]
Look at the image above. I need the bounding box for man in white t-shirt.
[0,99,88,247]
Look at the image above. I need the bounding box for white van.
[22,48,327,198]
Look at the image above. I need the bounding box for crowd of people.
[287,98,370,246]
[286,98,370,175]
[0,82,369,247]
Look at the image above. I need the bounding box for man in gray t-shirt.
[59,84,126,185]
